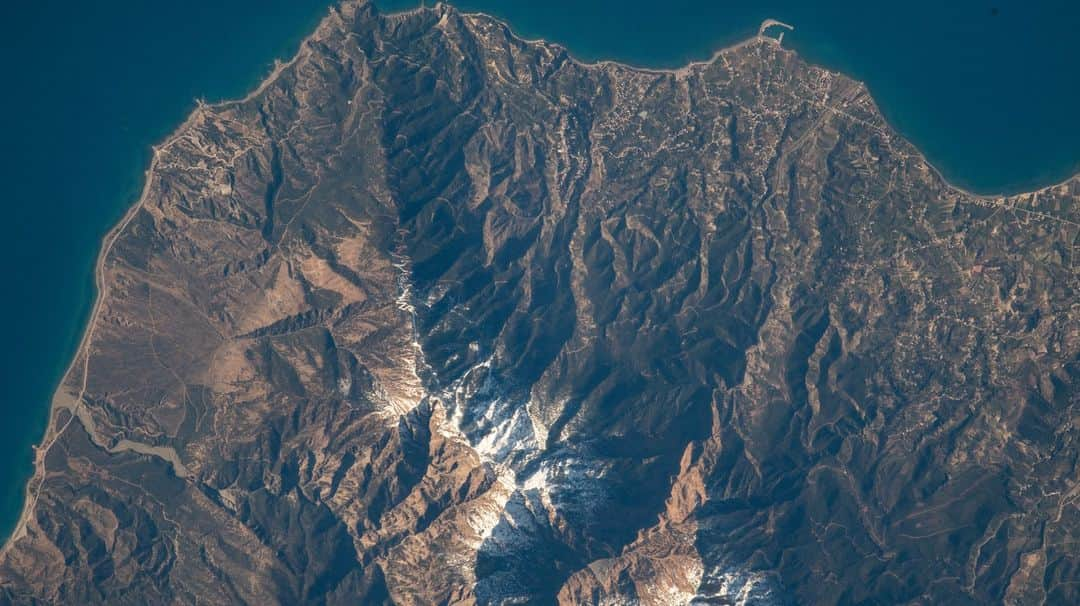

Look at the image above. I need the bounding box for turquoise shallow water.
[0,0,1076,542]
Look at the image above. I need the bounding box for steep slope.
[1,2,1077,604]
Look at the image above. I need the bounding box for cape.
[2,2,1077,604]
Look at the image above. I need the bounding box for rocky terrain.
[1,1,1078,603]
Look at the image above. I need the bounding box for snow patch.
[692,565,784,605]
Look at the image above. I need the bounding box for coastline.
[0,120,185,553]
[0,4,326,556]
[458,4,1080,202]
[2,0,1077,557]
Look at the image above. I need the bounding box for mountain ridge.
[1,1,1076,603]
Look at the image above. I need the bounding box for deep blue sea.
[0,0,1076,541]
